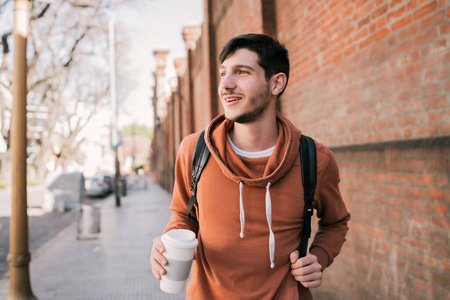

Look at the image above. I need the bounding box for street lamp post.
[7,0,38,299]
[101,7,121,207]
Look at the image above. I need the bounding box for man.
[150,33,350,299]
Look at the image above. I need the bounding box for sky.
[114,0,204,128]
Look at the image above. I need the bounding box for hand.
[290,251,323,288]
[150,236,167,280]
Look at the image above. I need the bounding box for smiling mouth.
[226,97,241,103]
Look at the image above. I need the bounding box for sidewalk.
[0,180,186,300]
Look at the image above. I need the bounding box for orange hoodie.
[165,113,350,299]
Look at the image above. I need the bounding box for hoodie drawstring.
[238,181,275,269]
[239,181,245,238]
[265,182,275,269]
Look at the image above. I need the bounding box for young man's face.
[218,48,273,124]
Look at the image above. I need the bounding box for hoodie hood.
[204,112,303,269]
[205,112,302,187]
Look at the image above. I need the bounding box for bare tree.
[0,0,142,181]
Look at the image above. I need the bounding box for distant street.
[0,186,104,279]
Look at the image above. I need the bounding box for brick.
[431,244,450,260]
[407,0,418,10]
[427,125,438,135]
[427,159,449,171]
[387,208,404,219]
[442,260,450,272]
[445,79,450,91]
[408,289,429,300]
[413,1,438,21]
[413,278,425,291]
[414,28,438,46]
[389,5,407,20]
[358,16,371,28]
[404,160,425,171]
[392,15,412,31]
[407,238,430,251]
[434,174,448,187]
[417,55,440,72]
[391,0,407,8]
[432,271,450,288]
[343,6,354,18]
[440,22,450,34]
[436,67,449,79]
[420,11,445,31]
[428,112,443,122]
[408,213,428,228]
[405,186,427,198]
[423,254,438,269]
[422,174,433,185]
[431,216,450,230]
[359,36,373,48]
[428,188,445,200]
[434,38,447,54]
[435,203,448,215]
[373,27,390,41]
[409,22,420,35]
[440,123,450,135]
[344,44,357,57]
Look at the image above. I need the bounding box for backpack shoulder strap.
[298,134,317,257]
[187,130,211,218]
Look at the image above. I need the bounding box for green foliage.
[133,164,146,173]
[122,124,153,140]
[27,178,41,186]
[0,180,7,189]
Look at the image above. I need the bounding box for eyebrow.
[219,64,256,71]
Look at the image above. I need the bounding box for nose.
[219,73,236,92]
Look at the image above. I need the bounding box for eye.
[237,70,249,75]
[220,71,226,77]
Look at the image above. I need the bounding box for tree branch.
[63,32,87,67]
[1,31,11,54]
[31,3,51,20]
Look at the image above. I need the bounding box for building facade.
[151,1,449,299]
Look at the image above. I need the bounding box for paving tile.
[0,181,187,300]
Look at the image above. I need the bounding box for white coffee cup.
[160,229,198,294]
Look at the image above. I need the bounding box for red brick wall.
[212,0,264,51]
[313,140,449,300]
[191,23,215,131]
[277,0,449,147]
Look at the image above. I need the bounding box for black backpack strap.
[298,135,317,258]
[187,130,211,219]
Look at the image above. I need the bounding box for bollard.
[77,203,101,240]
[120,178,127,196]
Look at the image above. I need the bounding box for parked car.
[85,176,108,197]
[98,174,113,194]
[45,172,85,211]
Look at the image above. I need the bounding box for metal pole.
[107,11,121,207]
[7,0,37,299]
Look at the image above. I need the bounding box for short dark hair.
[219,33,290,94]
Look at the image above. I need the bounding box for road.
[0,185,103,279]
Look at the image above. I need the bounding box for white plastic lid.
[162,229,198,249]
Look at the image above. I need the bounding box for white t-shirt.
[228,134,275,158]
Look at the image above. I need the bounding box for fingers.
[150,236,167,280]
[291,264,322,288]
[291,253,323,288]
[290,250,299,264]
[297,277,322,288]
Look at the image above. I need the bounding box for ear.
[270,73,287,97]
